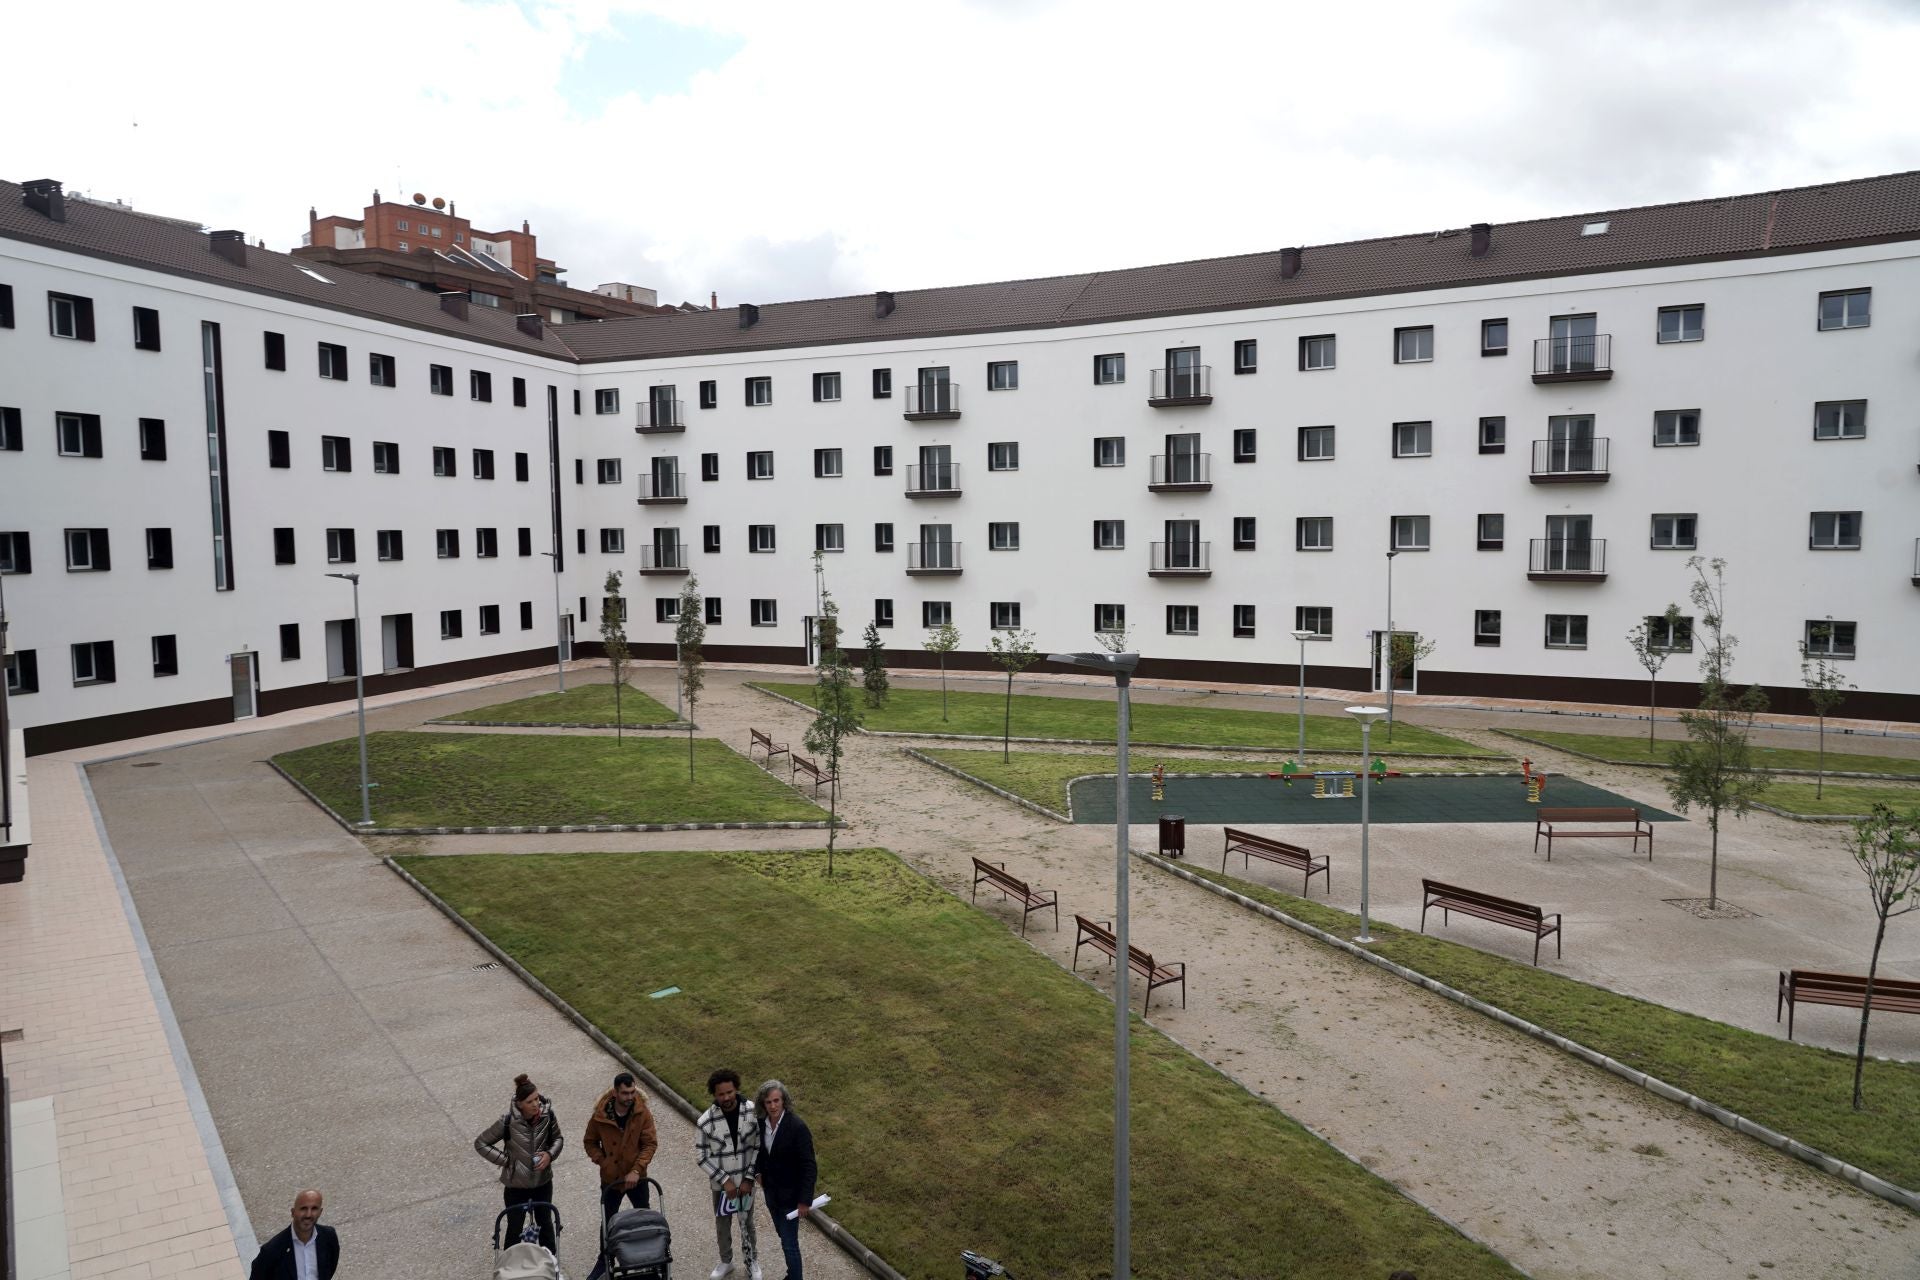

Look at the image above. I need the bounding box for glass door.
[919,523,955,570]
[229,651,256,720]
[918,444,953,491]
[1165,433,1201,484]
[1165,519,1199,569]
[1548,314,1597,373]
[917,367,952,415]
[1545,515,1593,571]
[1546,415,1595,472]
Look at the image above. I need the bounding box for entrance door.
[1544,515,1593,571]
[918,444,953,491]
[1548,314,1598,374]
[1371,631,1418,693]
[559,613,574,662]
[229,651,256,720]
[381,613,414,672]
[325,619,358,680]
[1546,415,1595,473]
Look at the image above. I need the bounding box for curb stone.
[425,718,693,731]
[1492,729,1920,783]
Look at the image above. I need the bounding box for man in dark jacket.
[584,1072,660,1223]
[249,1188,340,1280]
[755,1081,818,1280]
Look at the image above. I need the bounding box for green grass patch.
[274,731,823,827]
[919,748,1376,813]
[436,682,679,726]
[760,682,1491,756]
[1500,728,1920,778]
[1181,863,1920,1192]
[398,848,1520,1279]
[1759,782,1920,818]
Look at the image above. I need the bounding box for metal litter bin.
[1158,814,1187,859]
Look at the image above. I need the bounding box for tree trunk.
[1853,915,1889,1110]
[615,679,623,743]
[940,656,949,721]
[826,782,838,877]
[1648,675,1657,750]
[1708,810,1720,908]
[687,716,695,782]
[1003,671,1014,762]
[1817,714,1826,800]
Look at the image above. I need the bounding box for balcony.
[1532,334,1613,383]
[639,543,689,574]
[1528,538,1608,582]
[1149,453,1212,492]
[904,384,960,421]
[1529,437,1611,483]
[635,472,686,504]
[1150,541,1212,577]
[635,399,684,433]
[907,542,963,575]
[905,463,962,497]
[1149,365,1213,407]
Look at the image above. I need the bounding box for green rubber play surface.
[1069,772,1681,825]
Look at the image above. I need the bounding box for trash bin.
[962,1250,1009,1278]
[1158,814,1186,859]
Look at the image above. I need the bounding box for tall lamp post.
[324,572,373,826]
[539,550,566,693]
[1345,704,1387,942]
[1384,550,1399,742]
[1047,649,1141,1280]
[1290,628,1315,765]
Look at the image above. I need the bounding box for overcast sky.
[11,0,1917,307]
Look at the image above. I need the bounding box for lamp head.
[1385,550,1399,560]
[1047,651,1140,675]
[1290,629,1316,642]
[324,572,359,585]
[1344,704,1388,723]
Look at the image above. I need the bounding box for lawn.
[1499,728,1920,778]
[760,683,1491,756]
[273,731,824,827]
[917,748,1422,814]
[398,848,1520,1280]
[1759,782,1920,818]
[1181,863,1920,1193]
[436,682,679,726]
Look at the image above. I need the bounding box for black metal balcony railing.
[907,541,963,573]
[905,463,962,496]
[1528,538,1608,579]
[636,471,686,502]
[1529,437,1611,481]
[1150,541,1212,575]
[904,383,960,419]
[1532,334,1613,382]
[639,543,688,573]
[1149,453,1212,489]
[1149,365,1213,405]
[636,399,684,432]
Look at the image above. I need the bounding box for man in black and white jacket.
[694,1068,761,1280]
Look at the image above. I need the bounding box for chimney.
[521,220,530,235]
[1470,222,1492,258]
[373,189,381,206]
[209,229,248,267]
[22,179,66,223]
[710,291,718,310]
[738,303,760,329]
[516,312,543,339]
[449,200,456,216]
[874,290,896,320]
[439,291,469,320]
[1280,247,1303,280]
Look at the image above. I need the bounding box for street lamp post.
[1047,650,1141,1280]
[1384,550,1399,742]
[1345,705,1387,943]
[324,572,373,826]
[539,551,566,693]
[1290,628,1315,765]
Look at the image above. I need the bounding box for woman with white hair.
[754,1079,818,1280]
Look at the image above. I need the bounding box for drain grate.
[131,762,162,768]
[471,961,500,971]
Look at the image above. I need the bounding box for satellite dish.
[412,193,427,204]
[431,196,446,210]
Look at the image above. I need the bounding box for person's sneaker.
[708,1265,734,1280]
[749,1266,764,1280]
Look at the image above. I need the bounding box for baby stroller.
[600,1178,671,1280]
[493,1201,567,1280]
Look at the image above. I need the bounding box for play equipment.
[1521,757,1545,803]
[1311,771,1357,799]
[1151,762,1167,802]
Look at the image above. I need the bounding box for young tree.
[1385,631,1437,743]
[988,627,1041,763]
[1800,625,1855,799]
[676,574,706,782]
[600,570,629,742]
[1846,804,1920,1110]
[1094,622,1135,655]
[861,620,890,708]
[1663,557,1770,907]
[803,583,861,875]
[1626,603,1686,751]
[923,622,962,722]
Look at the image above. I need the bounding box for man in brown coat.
[584,1072,660,1231]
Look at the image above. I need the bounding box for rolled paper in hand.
[787,1194,831,1220]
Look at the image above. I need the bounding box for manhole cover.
[1663,897,1758,920]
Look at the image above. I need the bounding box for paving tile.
[154,930,340,1024]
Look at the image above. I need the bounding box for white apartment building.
[3,172,1918,752]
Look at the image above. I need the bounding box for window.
[748,451,774,480]
[1391,515,1431,551]
[516,528,531,557]
[1478,416,1506,454]
[1394,326,1434,363]
[476,528,499,558]
[132,306,161,351]
[1233,517,1256,550]
[816,523,845,553]
[1818,289,1870,331]
[318,343,348,380]
[703,525,722,554]
[1234,339,1258,373]
[327,528,356,564]
[397,219,408,232]
[874,523,894,552]
[0,407,20,451]
[859,598,889,631]
[1166,605,1198,636]
[513,377,527,407]
[749,524,776,553]
[0,284,9,329]
[1814,400,1866,441]
[1392,421,1433,458]
[705,598,723,625]
[1481,318,1508,356]
[694,453,717,483]
[1804,620,1857,659]
[653,597,678,624]
[745,377,772,407]
[273,528,296,565]
[279,623,300,662]
[1657,305,1704,343]
[695,380,717,410]
[989,522,1020,551]
[1094,354,1126,384]
[1582,220,1610,237]
[0,532,27,574]
[145,527,173,570]
[440,609,463,640]
[1474,609,1502,647]
[595,388,620,414]
[575,460,585,485]
[470,371,493,402]
[1300,334,1336,370]
[1093,437,1126,467]
[597,458,623,485]
[378,529,404,561]
[137,417,167,461]
[479,605,500,636]
[520,601,534,630]
[573,390,582,415]
[515,452,530,482]
[264,332,286,370]
[1809,510,1862,549]
[64,528,110,571]
[751,599,779,627]
[1090,603,1127,635]
[1653,409,1700,447]
[988,361,1019,390]
[874,446,894,476]
[922,601,952,628]
[368,352,396,386]
[1295,606,1332,638]
[1647,614,1694,653]
[396,241,408,253]
[992,601,1022,630]
[321,435,351,472]
[985,441,1020,472]
[872,369,893,399]
[472,449,495,480]
[56,413,103,458]
[434,446,456,477]
[151,634,178,676]
[1545,614,1588,649]
[420,363,449,396]
[814,448,844,478]
[1233,428,1257,463]
[48,292,95,341]
[1298,426,1335,461]
[1297,517,1333,551]
[1650,514,1697,550]
[71,640,115,685]
[267,430,291,468]
[371,441,399,474]
[1476,513,1504,550]
[2,649,35,695]
[1093,519,1125,549]
[813,372,842,402]
[437,528,460,559]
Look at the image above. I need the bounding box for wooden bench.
[1534,806,1653,861]
[970,857,1058,936]
[1777,969,1920,1040]
[790,754,837,798]
[749,727,789,767]
[1222,827,1329,896]
[1073,915,1186,1011]
[1421,879,1561,965]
